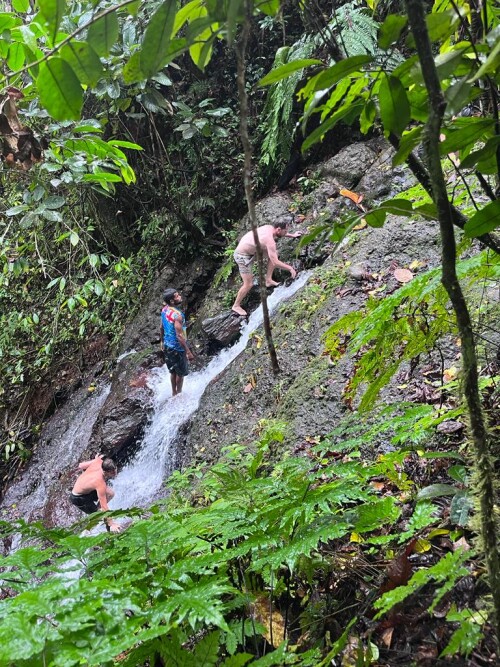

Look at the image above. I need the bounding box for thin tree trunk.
[405,0,500,646]
[235,4,280,375]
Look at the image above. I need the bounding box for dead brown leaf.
[394,268,414,283]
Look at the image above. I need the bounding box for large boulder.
[201,311,245,347]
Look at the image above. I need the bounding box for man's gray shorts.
[234,251,254,275]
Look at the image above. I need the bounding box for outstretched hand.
[108,521,122,533]
[289,230,305,238]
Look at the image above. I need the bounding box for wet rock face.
[88,352,161,464]
[201,311,245,347]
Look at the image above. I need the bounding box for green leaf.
[108,140,143,150]
[379,74,410,137]
[38,0,65,44]
[359,99,376,135]
[0,14,21,33]
[460,136,500,171]
[364,209,386,228]
[60,41,103,87]
[416,483,457,500]
[259,59,321,87]
[87,11,119,57]
[258,0,280,16]
[44,196,65,209]
[301,102,364,152]
[37,58,83,121]
[301,55,372,98]
[440,619,483,658]
[392,126,422,165]
[141,0,179,78]
[464,200,500,238]
[70,232,79,246]
[439,118,495,155]
[7,42,25,71]
[12,0,30,11]
[470,38,500,81]
[378,14,407,50]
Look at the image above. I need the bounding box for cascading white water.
[112,272,311,510]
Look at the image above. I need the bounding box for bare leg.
[265,261,280,287]
[170,372,177,396]
[232,273,253,315]
[175,375,184,395]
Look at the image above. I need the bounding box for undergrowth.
[0,410,492,666]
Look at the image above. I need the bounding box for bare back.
[235,225,276,256]
[72,466,106,496]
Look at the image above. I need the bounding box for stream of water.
[111,272,311,511]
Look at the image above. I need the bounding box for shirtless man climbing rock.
[69,455,121,533]
[231,218,302,316]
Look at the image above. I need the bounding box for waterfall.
[112,272,311,510]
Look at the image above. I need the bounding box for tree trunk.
[405,0,500,646]
[235,4,280,375]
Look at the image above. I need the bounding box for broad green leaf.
[82,172,122,183]
[364,209,386,228]
[378,14,407,50]
[379,74,410,137]
[359,99,376,135]
[380,198,413,215]
[37,58,83,121]
[0,14,21,33]
[301,102,364,152]
[37,0,65,44]
[122,51,143,84]
[173,0,204,35]
[60,41,103,87]
[392,126,422,165]
[108,140,143,150]
[470,38,500,81]
[7,42,25,71]
[416,483,457,500]
[44,196,65,209]
[444,76,473,118]
[141,0,179,78]
[12,0,30,11]
[87,11,119,57]
[70,232,79,246]
[439,118,495,155]
[460,136,500,171]
[190,26,215,70]
[258,0,280,16]
[299,55,372,98]
[414,203,438,220]
[259,59,321,87]
[464,200,500,238]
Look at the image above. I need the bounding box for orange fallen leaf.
[340,188,364,205]
[394,268,414,283]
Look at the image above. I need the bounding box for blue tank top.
[161,306,186,352]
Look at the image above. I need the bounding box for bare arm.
[78,455,102,471]
[267,245,296,276]
[174,318,194,360]
[160,320,164,352]
[285,231,304,238]
[95,477,121,532]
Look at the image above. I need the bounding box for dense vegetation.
[0,0,499,664]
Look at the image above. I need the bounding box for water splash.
[112,272,311,509]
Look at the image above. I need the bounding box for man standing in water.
[69,454,121,533]
[160,288,194,396]
[231,218,302,316]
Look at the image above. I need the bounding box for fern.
[260,37,316,172]
[324,250,500,410]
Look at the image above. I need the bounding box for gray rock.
[202,311,245,347]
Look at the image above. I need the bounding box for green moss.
[277,355,331,419]
[277,262,345,327]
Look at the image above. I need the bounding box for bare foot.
[232,306,247,316]
[265,280,280,288]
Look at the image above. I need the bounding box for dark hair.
[163,288,178,305]
[274,214,294,230]
[102,458,117,473]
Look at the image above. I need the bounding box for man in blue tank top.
[160,288,194,396]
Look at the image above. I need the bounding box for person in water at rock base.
[160,288,194,396]
[231,218,303,316]
[69,454,121,533]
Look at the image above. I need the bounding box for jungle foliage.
[0,0,499,664]
[0,415,492,666]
